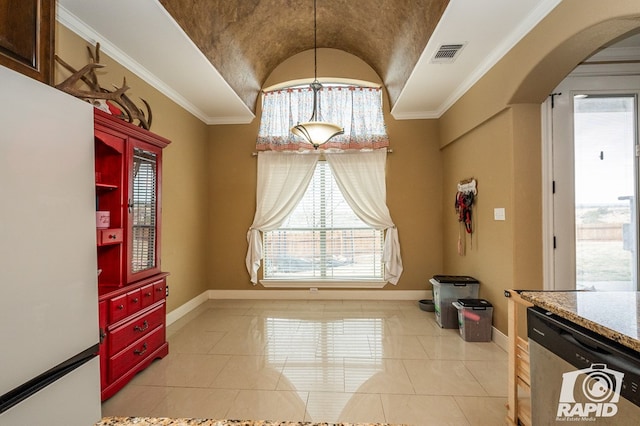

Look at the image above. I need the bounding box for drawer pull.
[144,292,152,298]
[156,287,163,292]
[132,298,139,304]
[134,342,148,356]
[109,234,117,239]
[117,304,124,310]
[134,320,149,332]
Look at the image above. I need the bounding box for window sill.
[259,279,387,289]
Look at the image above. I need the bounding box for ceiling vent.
[431,43,466,64]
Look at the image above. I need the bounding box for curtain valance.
[257,86,390,151]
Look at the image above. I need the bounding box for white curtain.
[256,86,390,151]
[325,148,403,284]
[245,151,320,283]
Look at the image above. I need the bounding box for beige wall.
[441,109,514,333]
[440,104,541,333]
[207,49,444,291]
[207,121,260,290]
[55,25,210,312]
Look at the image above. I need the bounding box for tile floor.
[101,299,508,425]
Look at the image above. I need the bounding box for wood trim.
[505,289,533,426]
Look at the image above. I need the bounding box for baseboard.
[492,325,508,352]
[165,290,209,326]
[207,289,432,300]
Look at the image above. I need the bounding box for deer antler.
[86,43,101,91]
[54,42,153,130]
[115,88,152,130]
[55,61,106,94]
[55,55,104,93]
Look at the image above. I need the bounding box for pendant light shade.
[292,121,344,148]
[290,0,344,149]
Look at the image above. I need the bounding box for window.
[245,81,402,286]
[263,161,384,280]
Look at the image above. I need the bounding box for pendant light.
[291,0,344,149]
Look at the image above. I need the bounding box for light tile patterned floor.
[102,299,508,425]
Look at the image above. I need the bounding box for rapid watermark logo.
[557,363,624,421]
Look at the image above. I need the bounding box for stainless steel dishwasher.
[528,306,640,425]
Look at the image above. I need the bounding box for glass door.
[551,78,640,291]
[573,95,637,290]
[127,141,162,282]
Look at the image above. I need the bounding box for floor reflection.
[264,316,383,419]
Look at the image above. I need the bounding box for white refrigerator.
[0,66,102,424]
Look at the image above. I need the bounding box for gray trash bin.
[430,275,479,328]
[453,298,493,342]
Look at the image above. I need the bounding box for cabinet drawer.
[109,294,128,323]
[109,304,165,356]
[153,280,166,303]
[127,289,142,315]
[140,283,155,308]
[97,228,123,246]
[110,325,164,380]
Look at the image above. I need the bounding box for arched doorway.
[541,31,640,290]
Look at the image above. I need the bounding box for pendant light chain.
[314,0,318,81]
[290,0,344,149]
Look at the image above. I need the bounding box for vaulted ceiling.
[157,0,449,116]
[58,0,563,124]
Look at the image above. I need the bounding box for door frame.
[542,67,640,290]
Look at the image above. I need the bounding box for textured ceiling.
[158,0,449,113]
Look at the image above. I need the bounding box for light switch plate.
[494,208,506,221]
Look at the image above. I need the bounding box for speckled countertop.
[97,418,401,426]
[520,291,640,352]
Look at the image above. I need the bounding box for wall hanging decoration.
[455,178,477,256]
[55,42,153,130]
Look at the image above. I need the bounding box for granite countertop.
[520,290,640,352]
[97,418,400,426]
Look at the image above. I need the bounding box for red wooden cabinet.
[94,109,170,401]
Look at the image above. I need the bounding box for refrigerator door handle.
[0,345,98,415]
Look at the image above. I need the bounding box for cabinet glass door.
[131,146,158,276]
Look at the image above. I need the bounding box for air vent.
[431,43,466,64]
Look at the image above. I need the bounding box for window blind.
[263,162,384,280]
[131,148,157,273]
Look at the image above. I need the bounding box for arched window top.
[257,82,390,152]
